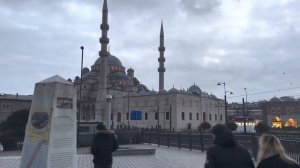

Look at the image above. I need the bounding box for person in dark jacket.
[91,123,119,168]
[257,134,300,168]
[204,124,255,168]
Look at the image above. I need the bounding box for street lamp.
[243,88,248,133]
[79,46,84,121]
[106,94,112,130]
[244,88,248,114]
[78,46,84,139]
[217,82,233,124]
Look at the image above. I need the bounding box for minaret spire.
[99,0,109,84]
[96,0,110,123]
[158,20,166,91]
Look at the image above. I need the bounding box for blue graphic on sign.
[130,111,142,120]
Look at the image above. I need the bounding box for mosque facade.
[71,0,225,131]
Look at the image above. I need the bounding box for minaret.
[96,0,110,122]
[158,21,165,91]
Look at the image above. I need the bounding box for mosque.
[71,0,225,131]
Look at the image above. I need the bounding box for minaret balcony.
[158,46,165,51]
[99,51,109,57]
[99,37,109,43]
[100,24,109,30]
[158,67,166,72]
[158,57,165,62]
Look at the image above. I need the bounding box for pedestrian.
[257,134,300,168]
[91,123,119,168]
[204,124,255,168]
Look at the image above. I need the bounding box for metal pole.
[157,94,159,131]
[225,94,228,124]
[169,105,172,132]
[79,46,84,120]
[243,98,246,134]
[77,46,84,142]
[217,99,220,124]
[106,95,112,130]
[223,82,228,124]
[127,93,130,127]
[244,88,248,117]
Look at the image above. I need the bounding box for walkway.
[0,144,206,168]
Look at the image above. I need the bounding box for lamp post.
[243,88,248,133]
[106,95,112,130]
[127,92,130,127]
[244,88,248,115]
[77,46,84,139]
[217,82,233,124]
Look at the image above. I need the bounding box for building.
[0,93,32,122]
[227,101,264,122]
[70,0,225,131]
[262,97,300,128]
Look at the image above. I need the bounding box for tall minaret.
[158,21,166,91]
[96,0,109,122]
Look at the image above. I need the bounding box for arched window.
[117,112,121,122]
[86,105,90,121]
[203,112,206,122]
[92,105,95,120]
[81,105,86,120]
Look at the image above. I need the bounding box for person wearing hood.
[91,123,119,168]
[204,124,255,168]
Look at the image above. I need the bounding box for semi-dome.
[188,84,201,95]
[137,84,149,93]
[94,54,123,66]
[210,94,217,99]
[110,72,129,79]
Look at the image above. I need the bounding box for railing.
[281,139,300,164]
[139,131,300,164]
[269,130,300,141]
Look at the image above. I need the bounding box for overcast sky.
[1,0,300,103]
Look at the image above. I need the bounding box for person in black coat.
[91,123,119,168]
[257,134,300,168]
[204,124,255,168]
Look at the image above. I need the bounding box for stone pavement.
[0,144,206,168]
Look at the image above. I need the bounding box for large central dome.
[94,54,123,66]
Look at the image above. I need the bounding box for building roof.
[38,75,72,85]
[188,84,202,95]
[0,93,32,101]
[94,54,123,66]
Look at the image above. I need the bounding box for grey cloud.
[1,0,300,103]
[179,0,221,15]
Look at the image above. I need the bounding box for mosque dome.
[82,71,96,79]
[270,97,281,102]
[149,90,157,94]
[127,67,134,72]
[82,67,90,75]
[168,87,179,93]
[94,54,123,66]
[188,84,202,95]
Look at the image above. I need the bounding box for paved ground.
[0,144,206,168]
